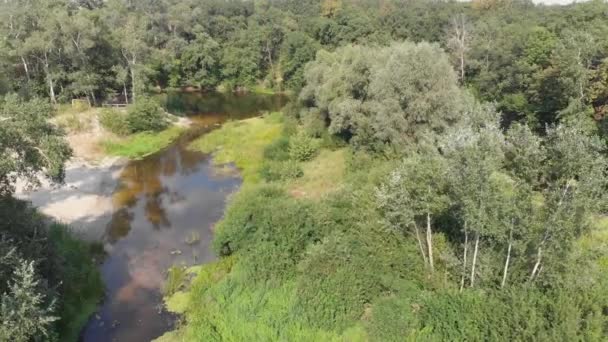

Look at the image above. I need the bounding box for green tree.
[300,41,467,151]
[0,261,57,342]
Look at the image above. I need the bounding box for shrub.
[263,136,291,161]
[289,133,318,162]
[99,108,129,136]
[126,98,169,133]
[260,160,303,182]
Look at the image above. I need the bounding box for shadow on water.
[80,92,288,342]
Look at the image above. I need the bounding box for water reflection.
[80,92,287,342]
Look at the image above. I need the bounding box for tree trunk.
[426,212,434,272]
[529,246,542,281]
[413,222,427,265]
[460,221,468,292]
[123,83,129,104]
[470,232,480,287]
[48,76,56,105]
[130,65,136,103]
[460,50,465,83]
[89,91,97,106]
[21,56,30,82]
[43,52,56,104]
[501,222,513,288]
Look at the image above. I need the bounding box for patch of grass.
[189,113,283,183]
[102,126,184,159]
[288,149,346,199]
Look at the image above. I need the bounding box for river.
[79,91,288,342]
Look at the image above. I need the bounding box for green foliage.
[300,42,467,151]
[126,97,169,133]
[0,261,57,342]
[99,108,130,136]
[289,133,319,162]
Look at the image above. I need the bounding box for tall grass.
[189,113,283,183]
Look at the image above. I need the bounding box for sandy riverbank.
[15,156,126,240]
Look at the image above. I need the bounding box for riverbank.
[55,104,192,163]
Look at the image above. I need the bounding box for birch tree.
[377,153,450,272]
[447,13,471,84]
[443,102,504,287]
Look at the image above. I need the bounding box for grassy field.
[102,126,185,159]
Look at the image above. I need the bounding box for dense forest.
[0,0,607,133]
[1,0,608,341]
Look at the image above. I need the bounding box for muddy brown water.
[80,92,288,342]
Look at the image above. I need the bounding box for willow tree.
[300,41,468,152]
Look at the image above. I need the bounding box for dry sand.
[15,156,126,240]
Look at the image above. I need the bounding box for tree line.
[0,0,607,135]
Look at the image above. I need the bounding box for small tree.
[0,261,57,342]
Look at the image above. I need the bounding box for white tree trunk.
[48,76,56,105]
[529,246,542,281]
[130,65,136,103]
[470,232,480,287]
[21,56,30,82]
[426,212,434,272]
[501,224,513,288]
[123,83,129,104]
[460,221,468,292]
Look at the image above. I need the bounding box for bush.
[99,108,129,136]
[260,160,303,182]
[263,136,291,161]
[126,98,169,133]
[289,133,318,162]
